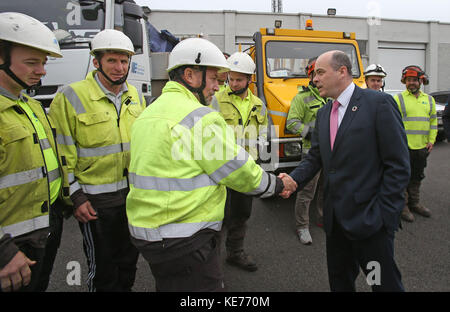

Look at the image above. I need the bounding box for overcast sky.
[135,0,450,23]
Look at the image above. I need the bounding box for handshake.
[278,173,297,199]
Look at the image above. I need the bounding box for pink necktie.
[330,100,340,150]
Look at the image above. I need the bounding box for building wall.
[147,9,450,93]
[438,44,450,91]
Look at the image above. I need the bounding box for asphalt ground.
[46,141,450,293]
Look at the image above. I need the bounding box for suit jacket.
[290,85,410,240]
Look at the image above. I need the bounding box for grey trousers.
[294,170,324,229]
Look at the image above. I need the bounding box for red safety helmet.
[401,65,429,85]
[305,57,317,78]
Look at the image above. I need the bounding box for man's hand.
[426,142,433,153]
[304,131,312,141]
[278,173,297,199]
[0,251,35,292]
[74,200,98,223]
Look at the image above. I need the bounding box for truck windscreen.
[266,41,361,78]
[0,0,104,48]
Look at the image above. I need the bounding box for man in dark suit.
[285,51,410,291]
[444,95,450,141]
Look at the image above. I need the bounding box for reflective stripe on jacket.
[0,93,67,238]
[286,85,326,150]
[48,70,146,196]
[394,90,437,149]
[126,81,276,242]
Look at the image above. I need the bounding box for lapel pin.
[352,106,358,112]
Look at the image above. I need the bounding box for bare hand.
[0,251,36,292]
[426,142,433,153]
[74,200,98,223]
[278,173,297,199]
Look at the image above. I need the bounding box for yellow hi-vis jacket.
[394,90,438,150]
[48,71,146,199]
[0,92,68,239]
[286,85,327,150]
[210,86,268,160]
[126,81,277,242]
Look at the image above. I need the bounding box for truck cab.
[0,0,152,107]
[250,22,365,171]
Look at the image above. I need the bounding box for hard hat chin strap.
[0,62,33,90]
[96,62,130,86]
[0,43,37,91]
[227,85,248,96]
[228,77,251,96]
[176,66,208,105]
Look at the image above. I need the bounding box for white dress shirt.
[335,82,355,127]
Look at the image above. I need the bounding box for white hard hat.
[227,52,255,75]
[364,64,387,77]
[0,12,62,58]
[167,38,229,73]
[90,29,135,56]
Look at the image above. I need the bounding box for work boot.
[410,204,432,218]
[296,228,313,245]
[401,206,415,222]
[226,250,258,272]
[407,180,431,218]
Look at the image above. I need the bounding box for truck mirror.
[123,18,143,53]
[80,2,102,21]
[82,9,98,21]
[123,1,144,19]
[122,2,144,53]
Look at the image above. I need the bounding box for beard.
[407,86,420,94]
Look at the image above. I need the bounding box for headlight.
[283,142,302,157]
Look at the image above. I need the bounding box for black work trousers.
[223,188,253,253]
[443,102,450,141]
[326,219,404,292]
[79,203,139,292]
[36,198,65,291]
[147,233,224,292]
[408,148,429,182]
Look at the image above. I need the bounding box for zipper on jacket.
[15,103,51,213]
[121,97,132,189]
[245,106,258,127]
[111,96,131,188]
[41,106,67,198]
[109,98,122,139]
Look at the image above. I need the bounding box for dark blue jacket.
[290,86,410,240]
[443,95,450,141]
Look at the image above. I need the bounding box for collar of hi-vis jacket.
[162,80,202,104]
[85,70,130,102]
[306,84,327,105]
[0,85,33,113]
[224,85,263,108]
